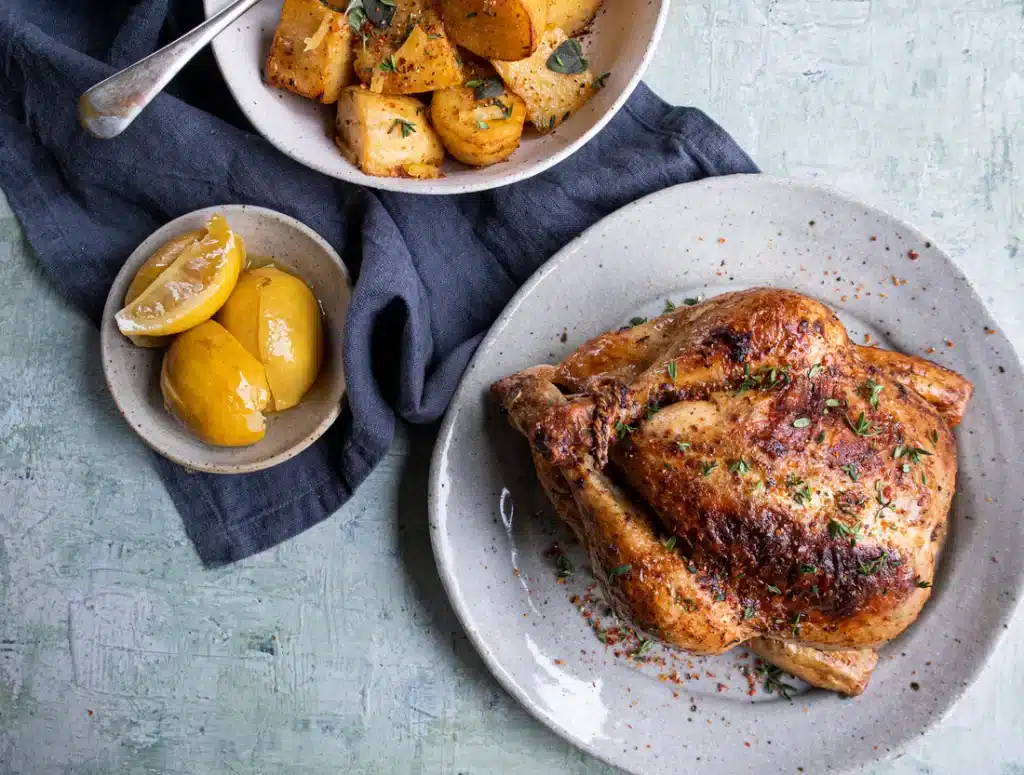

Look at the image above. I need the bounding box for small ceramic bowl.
[100,205,351,474]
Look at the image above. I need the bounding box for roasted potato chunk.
[492,27,594,132]
[546,0,602,36]
[441,0,547,60]
[431,83,527,166]
[354,3,462,94]
[265,0,355,104]
[335,87,445,178]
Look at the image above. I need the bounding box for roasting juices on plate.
[491,288,973,696]
[263,0,606,178]
[114,215,325,447]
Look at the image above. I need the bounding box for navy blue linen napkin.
[0,1,758,564]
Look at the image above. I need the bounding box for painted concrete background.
[1,0,1021,773]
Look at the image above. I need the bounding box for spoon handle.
[79,0,264,139]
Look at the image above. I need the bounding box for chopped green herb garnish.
[824,398,842,408]
[858,552,899,576]
[766,584,782,594]
[358,0,396,29]
[863,379,884,408]
[729,459,750,475]
[683,297,701,306]
[646,402,661,420]
[667,362,677,381]
[807,363,822,379]
[615,421,636,440]
[467,76,504,100]
[595,71,611,89]
[894,445,932,464]
[736,364,793,395]
[546,38,588,74]
[816,431,826,443]
[915,578,932,589]
[701,461,717,477]
[476,120,490,130]
[743,606,756,620]
[799,564,817,574]
[828,518,863,546]
[845,411,880,437]
[634,638,655,658]
[629,316,647,326]
[465,10,477,16]
[791,480,813,505]
[793,417,811,429]
[758,663,796,700]
[663,536,677,551]
[840,463,859,481]
[345,0,369,38]
[929,429,940,447]
[607,564,632,584]
[663,299,676,312]
[388,117,416,137]
[677,441,691,452]
[378,54,398,72]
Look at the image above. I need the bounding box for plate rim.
[427,173,1024,774]
[201,0,671,195]
[99,203,352,475]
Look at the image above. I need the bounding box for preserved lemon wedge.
[122,229,205,348]
[115,215,245,338]
[160,321,271,447]
[216,267,324,411]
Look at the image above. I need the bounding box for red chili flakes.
[512,567,520,576]
[553,659,564,665]
[925,346,936,354]
[745,741,752,748]
[87,709,94,717]
[870,235,877,241]
[892,275,908,286]
[878,292,888,299]
[908,250,920,260]
[840,295,848,302]
[718,237,727,244]
[863,333,872,344]
[944,339,955,348]
[985,327,997,335]
[717,683,728,693]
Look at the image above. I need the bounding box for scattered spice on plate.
[907,250,920,260]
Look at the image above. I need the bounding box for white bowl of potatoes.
[204,0,669,194]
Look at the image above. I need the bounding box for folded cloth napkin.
[0,1,758,565]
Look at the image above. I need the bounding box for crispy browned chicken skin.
[492,288,972,696]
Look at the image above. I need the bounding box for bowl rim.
[202,0,672,195]
[100,204,351,474]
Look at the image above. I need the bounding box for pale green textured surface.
[1,0,1022,772]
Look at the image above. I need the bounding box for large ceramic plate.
[203,0,668,195]
[428,176,1024,774]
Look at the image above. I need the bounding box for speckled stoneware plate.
[100,205,351,474]
[428,176,1024,774]
[202,0,668,194]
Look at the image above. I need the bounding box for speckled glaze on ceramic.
[428,176,1024,775]
[100,205,351,474]
[202,0,669,195]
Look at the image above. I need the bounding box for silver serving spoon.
[79,0,264,139]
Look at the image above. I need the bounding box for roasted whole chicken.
[491,288,972,696]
